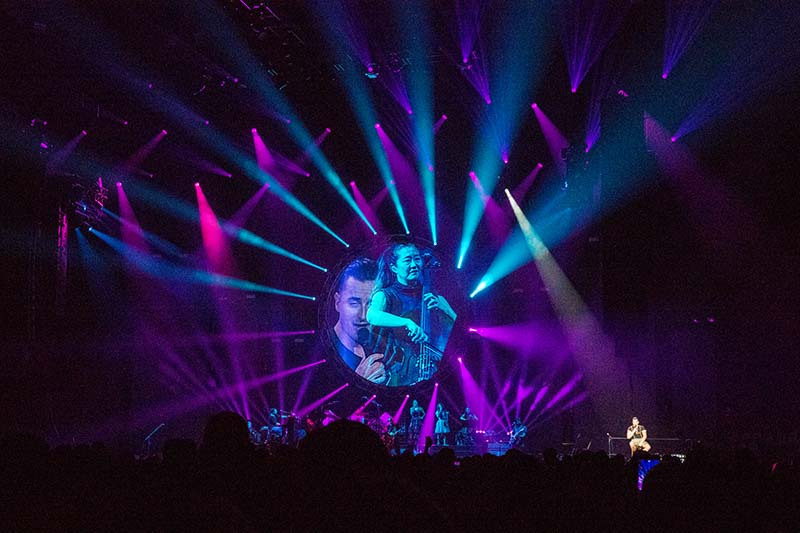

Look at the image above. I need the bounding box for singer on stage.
[408,399,425,449]
[627,416,651,455]
[366,242,456,387]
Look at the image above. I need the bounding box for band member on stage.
[434,403,450,446]
[366,242,456,386]
[408,399,425,449]
[627,416,651,455]
[509,417,527,449]
[460,406,477,427]
[383,419,402,455]
[261,407,283,444]
[331,257,386,384]
[247,419,261,445]
[458,406,478,445]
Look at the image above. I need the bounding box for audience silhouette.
[1,412,797,531]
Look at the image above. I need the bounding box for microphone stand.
[143,422,165,457]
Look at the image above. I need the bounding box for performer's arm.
[641,429,648,441]
[367,291,428,342]
[626,426,634,439]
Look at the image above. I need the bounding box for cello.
[417,250,446,382]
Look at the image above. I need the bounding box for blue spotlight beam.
[89,228,316,301]
[41,3,348,247]
[309,0,410,234]
[122,182,332,270]
[471,195,572,297]
[236,158,349,248]
[227,226,328,273]
[190,0,375,235]
[102,208,185,259]
[474,91,670,296]
[395,0,437,244]
[130,93,349,246]
[458,1,554,268]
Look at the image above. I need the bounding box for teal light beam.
[471,200,572,297]
[229,226,327,273]
[53,4,348,247]
[309,0,410,234]
[101,208,184,259]
[89,228,316,301]
[396,0,436,244]
[473,100,660,296]
[458,1,555,268]
[190,0,376,235]
[117,182,331,271]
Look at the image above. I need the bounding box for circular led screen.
[321,237,462,389]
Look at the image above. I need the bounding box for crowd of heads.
[3,410,798,531]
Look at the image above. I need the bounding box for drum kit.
[455,427,475,446]
[257,410,306,446]
[249,401,412,451]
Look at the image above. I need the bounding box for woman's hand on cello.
[404,319,429,343]
[424,293,456,320]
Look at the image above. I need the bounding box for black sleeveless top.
[370,282,422,386]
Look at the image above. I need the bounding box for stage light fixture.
[364,64,380,79]
[69,179,108,229]
[470,281,487,298]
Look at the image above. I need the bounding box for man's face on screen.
[334,276,374,347]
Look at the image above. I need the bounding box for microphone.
[357,327,371,347]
